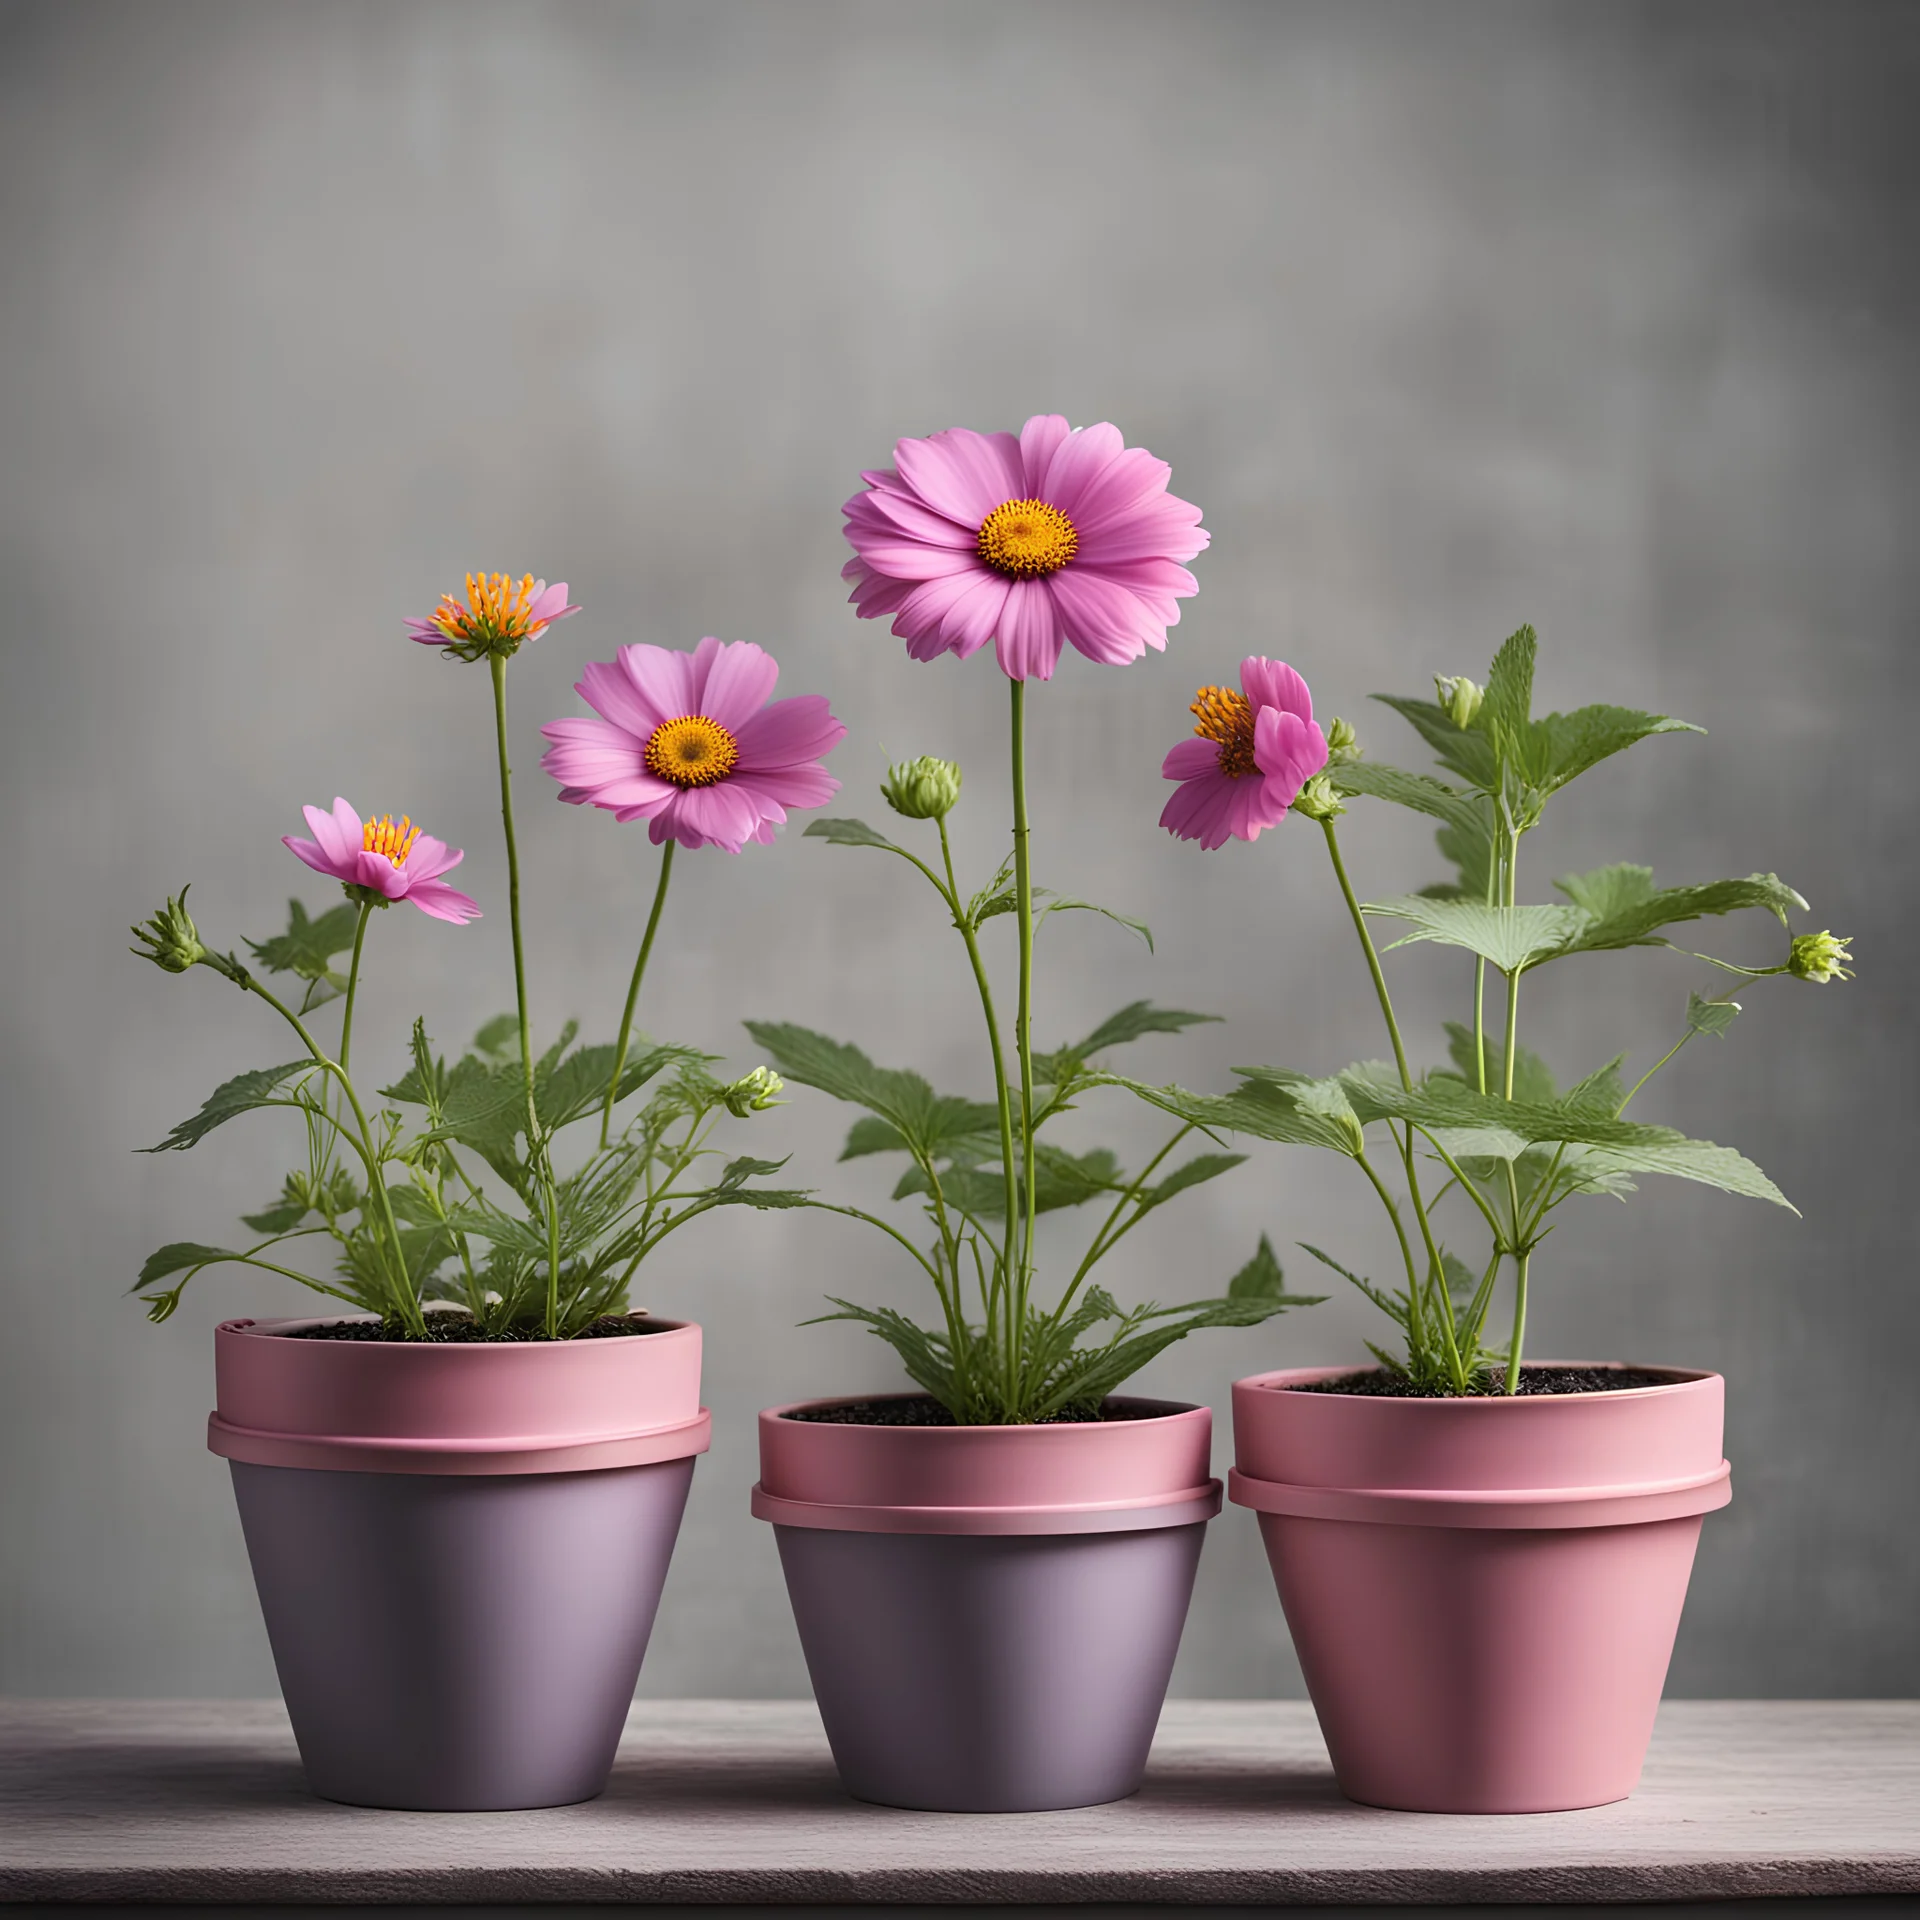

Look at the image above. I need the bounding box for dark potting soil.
[1292,1364,1686,1399]
[284,1315,660,1343]
[782,1394,1188,1426]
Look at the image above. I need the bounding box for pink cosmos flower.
[405,572,580,659]
[540,637,846,853]
[841,414,1208,681]
[1160,658,1329,851]
[283,799,482,923]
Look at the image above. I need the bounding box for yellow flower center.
[1191,685,1257,779]
[429,572,552,646]
[362,813,421,867]
[644,714,740,788]
[976,498,1079,578]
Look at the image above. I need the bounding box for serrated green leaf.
[539,1041,691,1131]
[1037,896,1154,951]
[1299,1242,1408,1323]
[1688,991,1742,1038]
[1227,1232,1286,1300]
[1107,1070,1365,1157]
[1481,624,1538,765]
[1372,694,1502,789]
[140,1061,315,1153]
[1148,1151,1247,1207]
[1065,1002,1221,1063]
[804,817,905,852]
[136,1241,244,1287]
[1439,1021,1558,1104]
[1367,897,1586,973]
[1518,705,1702,791]
[241,1180,312,1235]
[1550,866,1806,959]
[473,1014,521,1058]
[840,1115,909,1160]
[1564,1056,1627,1113]
[895,1145,1122,1217]
[246,900,362,982]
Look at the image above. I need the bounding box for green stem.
[602,841,676,1148]
[1355,1149,1421,1300]
[1473,959,1488,1094]
[338,901,373,1076]
[1617,1033,1692,1116]
[489,655,561,1336]
[1009,679,1040,1405]
[1504,1246,1532,1394]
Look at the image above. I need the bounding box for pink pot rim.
[1229,1361,1730,1531]
[751,1392,1221,1537]
[207,1314,710,1476]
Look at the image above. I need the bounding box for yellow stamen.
[361,813,421,867]
[430,572,553,644]
[1191,685,1257,779]
[644,714,740,789]
[976,498,1079,578]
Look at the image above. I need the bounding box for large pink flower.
[1160,658,1329,851]
[540,637,845,853]
[283,799,482,923]
[841,414,1208,681]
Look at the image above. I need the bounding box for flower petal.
[1161,736,1222,781]
[728,763,840,809]
[1160,773,1237,850]
[892,428,1023,525]
[1241,657,1314,725]
[616,642,702,725]
[1018,414,1073,495]
[1047,568,1160,665]
[1038,422,1127,518]
[405,880,483,925]
[734,692,846,770]
[303,798,361,867]
[992,577,1066,682]
[1066,446,1176,535]
[401,835,463,884]
[352,849,411,899]
[1253,707,1331,807]
[577,657,670,740]
[283,835,347,881]
[669,780,764,854]
[696,640,780,732]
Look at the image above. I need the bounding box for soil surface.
[284,1315,659,1343]
[783,1394,1189,1426]
[1292,1364,1687,1398]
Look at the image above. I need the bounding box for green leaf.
[1336,762,1482,832]
[1480,624,1537,766]
[539,1041,691,1131]
[473,1014,521,1059]
[1439,1021,1558,1104]
[140,1061,315,1152]
[743,1023,999,1160]
[894,1145,1123,1217]
[246,900,361,983]
[1551,866,1806,958]
[1564,1056,1627,1113]
[1073,1002,1220,1058]
[809,1299,957,1406]
[1104,1071,1365,1157]
[1147,1152,1247,1207]
[840,1115,910,1160]
[1036,896,1154,951]
[1688,991,1743,1038]
[804,817,906,852]
[241,1178,313,1235]
[1227,1233,1286,1300]
[1366,897,1587,973]
[1518,705,1702,792]
[1373,695,1501,789]
[1299,1242,1408,1323]
[137,1241,244,1287]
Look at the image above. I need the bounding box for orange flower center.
[429,572,552,645]
[1191,685,1257,779]
[645,714,740,788]
[362,813,421,867]
[976,498,1079,578]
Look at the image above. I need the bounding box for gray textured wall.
[2,0,1914,1701]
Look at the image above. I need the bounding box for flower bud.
[1434,675,1484,730]
[1290,773,1346,821]
[882,755,963,821]
[723,1066,785,1117]
[1324,716,1360,765]
[1788,930,1854,984]
[130,890,209,975]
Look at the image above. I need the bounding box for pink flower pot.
[752,1395,1221,1811]
[208,1315,711,1810]
[1230,1363,1731,1813]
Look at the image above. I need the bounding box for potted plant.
[745,415,1320,1813]
[1141,627,1853,1812]
[130,579,842,1809]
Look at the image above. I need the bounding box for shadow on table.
[1,1740,310,1810]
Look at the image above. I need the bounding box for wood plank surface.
[2,1699,1916,1904]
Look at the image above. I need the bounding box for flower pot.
[751,1394,1220,1812]
[1230,1363,1731,1814]
[208,1315,710,1810]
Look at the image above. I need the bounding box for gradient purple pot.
[209,1315,711,1811]
[753,1393,1221,1812]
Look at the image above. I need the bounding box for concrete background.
[2,0,1914,1701]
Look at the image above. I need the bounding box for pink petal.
[283,835,349,882]
[1241,657,1315,725]
[734,693,846,770]
[1062,446,1174,535]
[1047,568,1160,666]
[992,578,1066,682]
[540,716,657,795]
[405,880,483,925]
[846,489,976,548]
[617,642,702,724]
[1161,736,1222,781]
[937,569,1015,659]
[1159,773,1237,850]
[401,835,463,884]
[682,636,727,716]
[892,428,1023,526]
[352,849,411,899]
[843,538,982,583]
[1074,497,1211,566]
[1037,422,1127,518]
[664,781,762,854]
[697,640,780,732]
[891,568,1004,657]
[577,657,669,740]
[1228,774,1289,844]
[1253,707,1331,806]
[303,798,361,867]
[527,580,578,626]
[729,764,839,810]
[1017,415,1073,495]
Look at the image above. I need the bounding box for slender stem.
[488,654,561,1335]
[338,901,373,1076]
[602,840,676,1148]
[1009,678,1040,1405]
[1504,1246,1532,1393]
[1473,959,1488,1093]
[1502,969,1521,1102]
[1618,1033,1693,1116]
[1355,1149,1421,1298]
[1321,819,1411,1088]
[939,815,1018,1294]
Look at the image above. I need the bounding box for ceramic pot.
[752,1393,1219,1812]
[1230,1362,1731,1813]
[209,1314,710,1810]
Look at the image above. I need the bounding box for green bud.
[881,755,963,821]
[1434,675,1484,730]
[1324,716,1360,765]
[1291,773,1346,822]
[722,1066,785,1118]
[1788,930,1854,984]
[130,889,209,975]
